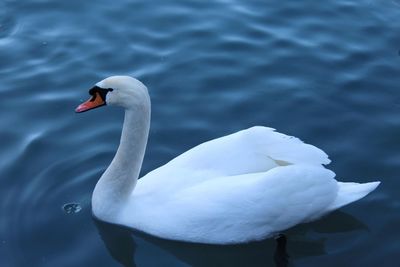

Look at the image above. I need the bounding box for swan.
[75,76,380,244]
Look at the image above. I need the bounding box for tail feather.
[327,181,381,212]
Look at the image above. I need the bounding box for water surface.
[1,0,399,266]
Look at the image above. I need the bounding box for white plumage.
[77,76,380,244]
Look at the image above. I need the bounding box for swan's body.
[76,76,380,244]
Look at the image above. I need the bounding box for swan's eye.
[89,88,97,96]
[88,86,114,102]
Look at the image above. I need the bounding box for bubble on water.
[62,203,82,214]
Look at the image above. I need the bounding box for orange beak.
[75,92,105,113]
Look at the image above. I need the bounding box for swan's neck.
[92,103,150,219]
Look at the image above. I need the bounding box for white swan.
[75,76,380,244]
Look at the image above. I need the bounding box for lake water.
[1,0,399,266]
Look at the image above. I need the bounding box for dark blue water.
[1,0,399,266]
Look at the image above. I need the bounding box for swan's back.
[138,126,331,193]
[165,126,330,174]
[131,126,331,198]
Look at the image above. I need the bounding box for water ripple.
[0,0,399,266]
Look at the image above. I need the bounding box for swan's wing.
[151,126,330,177]
[137,126,330,195]
[131,165,338,244]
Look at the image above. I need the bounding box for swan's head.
[75,76,149,113]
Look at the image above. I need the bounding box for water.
[0,0,399,266]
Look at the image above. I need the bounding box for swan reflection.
[95,211,366,267]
